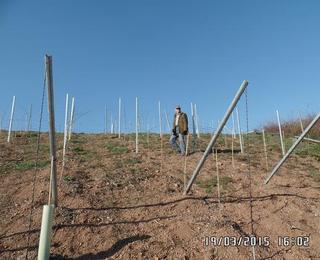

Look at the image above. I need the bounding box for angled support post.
[45,54,58,206]
[184,80,249,195]
[265,112,320,184]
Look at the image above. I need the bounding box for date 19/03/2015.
[204,236,310,247]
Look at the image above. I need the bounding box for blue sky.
[1,1,320,133]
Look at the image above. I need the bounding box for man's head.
[175,105,181,114]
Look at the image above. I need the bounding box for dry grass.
[264,113,320,138]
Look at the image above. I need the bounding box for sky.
[1,0,320,133]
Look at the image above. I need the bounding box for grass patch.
[71,138,86,144]
[295,143,320,158]
[309,170,320,182]
[15,160,50,171]
[63,175,75,183]
[196,176,233,194]
[106,142,128,154]
[73,146,87,154]
[72,144,97,162]
[124,158,142,165]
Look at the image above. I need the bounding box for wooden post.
[7,95,16,143]
[68,97,75,141]
[135,97,139,153]
[236,107,244,153]
[118,97,121,138]
[62,94,69,168]
[45,55,58,206]
[276,110,285,156]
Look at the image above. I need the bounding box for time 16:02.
[278,236,310,247]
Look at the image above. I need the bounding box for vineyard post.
[7,95,16,143]
[68,97,75,140]
[276,109,285,156]
[45,55,58,206]
[236,107,244,153]
[184,80,249,194]
[194,103,200,138]
[118,97,121,138]
[262,128,268,170]
[135,97,139,153]
[164,110,171,132]
[265,112,320,184]
[62,94,69,168]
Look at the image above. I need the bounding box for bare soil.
[0,131,320,259]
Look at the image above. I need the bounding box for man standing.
[169,105,188,155]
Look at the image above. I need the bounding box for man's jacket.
[172,112,188,135]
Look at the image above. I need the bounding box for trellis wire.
[244,88,256,260]
[25,69,46,260]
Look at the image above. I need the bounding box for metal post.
[262,128,268,170]
[104,104,107,134]
[158,101,162,137]
[45,55,58,206]
[7,95,16,143]
[164,110,171,132]
[110,114,114,134]
[27,104,32,132]
[37,204,55,260]
[118,98,121,138]
[236,107,244,153]
[298,112,304,133]
[25,113,28,132]
[135,97,138,153]
[191,102,197,151]
[276,110,285,156]
[265,112,320,184]
[184,80,249,194]
[62,94,69,168]
[68,97,75,140]
[194,103,200,138]
[296,136,320,144]
[232,112,236,139]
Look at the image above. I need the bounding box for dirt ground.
[0,131,319,259]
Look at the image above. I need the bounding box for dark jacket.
[172,112,188,135]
